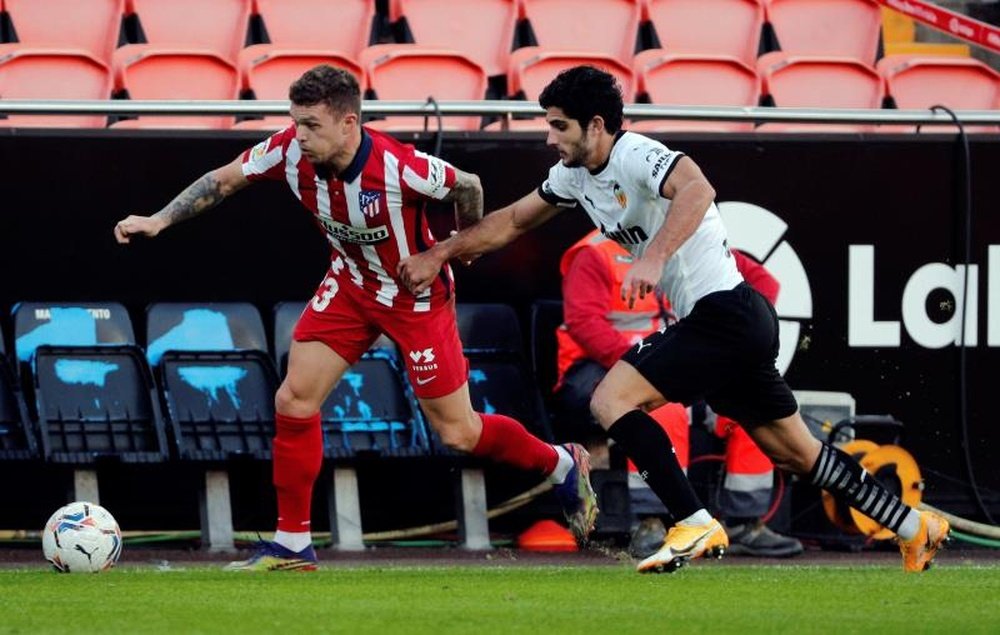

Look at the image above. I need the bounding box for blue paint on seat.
[177,366,248,408]
[147,309,234,365]
[16,308,98,361]
[54,359,119,387]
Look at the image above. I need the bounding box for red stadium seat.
[389,0,519,77]
[0,46,112,128]
[522,0,642,63]
[757,51,884,132]
[632,51,760,132]
[111,45,240,129]
[486,47,635,131]
[764,0,882,64]
[877,55,1000,133]
[234,45,366,131]
[254,0,374,60]
[646,0,764,67]
[3,0,124,64]
[126,0,251,62]
[358,44,487,131]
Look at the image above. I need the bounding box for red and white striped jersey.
[241,125,458,312]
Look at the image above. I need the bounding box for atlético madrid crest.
[359,190,382,218]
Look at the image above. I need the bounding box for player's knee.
[274,382,319,418]
[436,420,479,452]
[590,383,625,430]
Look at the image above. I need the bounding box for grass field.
[2,564,999,634]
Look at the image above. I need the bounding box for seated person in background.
[555,228,803,558]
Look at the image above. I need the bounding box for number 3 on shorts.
[311,276,339,312]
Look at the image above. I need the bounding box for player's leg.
[591,360,727,573]
[387,299,597,542]
[747,410,949,572]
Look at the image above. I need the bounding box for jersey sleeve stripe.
[657,152,685,198]
[537,183,577,207]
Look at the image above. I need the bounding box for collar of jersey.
[338,128,373,183]
[588,130,627,176]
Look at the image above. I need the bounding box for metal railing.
[1,99,999,126]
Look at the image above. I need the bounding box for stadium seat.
[3,0,124,64]
[389,0,519,77]
[764,0,883,64]
[632,51,760,132]
[521,0,643,63]
[12,301,168,499]
[235,45,366,131]
[111,45,240,129]
[0,47,112,128]
[146,301,277,551]
[455,303,552,442]
[488,47,634,130]
[878,55,1000,133]
[126,0,251,62]
[255,0,375,60]
[0,323,36,460]
[358,44,488,131]
[757,51,884,132]
[646,0,765,67]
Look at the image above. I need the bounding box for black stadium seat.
[0,323,36,460]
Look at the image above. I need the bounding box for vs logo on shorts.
[359,190,382,218]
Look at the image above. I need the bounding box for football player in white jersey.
[399,65,949,574]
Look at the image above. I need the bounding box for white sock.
[549,446,574,484]
[896,509,921,541]
[677,509,713,527]
[274,530,312,552]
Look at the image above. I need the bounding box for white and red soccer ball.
[42,502,122,573]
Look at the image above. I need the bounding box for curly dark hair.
[539,65,624,134]
[289,65,361,116]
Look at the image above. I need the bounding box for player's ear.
[589,115,606,136]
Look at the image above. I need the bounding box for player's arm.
[397,189,561,295]
[622,156,716,307]
[114,155,250,244]
[442,167,484,231]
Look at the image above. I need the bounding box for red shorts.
[293,269,468,399]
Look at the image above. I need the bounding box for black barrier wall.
[1,129,998,518]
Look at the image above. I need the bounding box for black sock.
[808,443,913,533]
[608,409,704,523]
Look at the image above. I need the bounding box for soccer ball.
[42,501,122,573]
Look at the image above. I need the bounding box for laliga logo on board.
[717,202,813,375]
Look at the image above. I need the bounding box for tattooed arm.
[114,156,249,244]
[443,168,483,231]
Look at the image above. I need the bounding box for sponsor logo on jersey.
[645,147,665,163]
[358,190,382,218]
[318,216,389,245]
[651,152,672,179]
[613,183,628,208]
[250,140,268,161]
[600,222,648,246]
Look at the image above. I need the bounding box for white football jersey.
[539,131,743,318]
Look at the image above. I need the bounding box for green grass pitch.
[2,564,999,634]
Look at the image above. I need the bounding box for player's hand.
[622,255,664,308]
[398,251,446,295]
[114,215,165,244]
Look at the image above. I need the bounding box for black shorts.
[620,282,798,425]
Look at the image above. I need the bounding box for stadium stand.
[2,0,124,64]
[126,0,251,63]
[0,47,113,128]
[111,45,240,129]
[273,301,431,549]
[764,0,883,64]
[254,0,375,60]
[0,322,36,460]
[389,0,519,77]
[358,44,488,131]
[146,301,278,551]
[632,51,760,132]
[757,51,884,132]
[878,55,1000,132]
[645,0,765,67]
[235,45,366,130]
[521,0,643,63]
[13,302,168,501]
[488,47,634,130]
